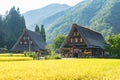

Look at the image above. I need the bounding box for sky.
[0,0,83,15]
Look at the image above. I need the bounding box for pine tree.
[35,24,40,32]
[0,16,2,47]
[40,24,46,42]
[2,6,26,49]
[0,16,2,28]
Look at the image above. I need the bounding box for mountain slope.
[23,4,70,29]
[90,0,120,36]
[41,11,65,27]
[46,0,120,43]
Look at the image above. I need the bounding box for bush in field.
[45,51,61,59]
[24,51,39,60]
[24,51,34,57]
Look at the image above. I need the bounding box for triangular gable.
[11,29,26,51]
[11,29,46,52]
[61,24,87,48]
[61,24,105,49]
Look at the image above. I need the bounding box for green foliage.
[24,51,40,60]
[53,34,66,50]
[40,24,46,42]
[90,0,120,37]
[0,6,26,49]
[35,24,40,32]
[46,44,54,53]
[46,0,120,43]
[34,24,46,42]
[105,34,120,57]
[45,51,61,59]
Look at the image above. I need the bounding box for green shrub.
[45,51,61,59]
[54,54,61,59]
[24,51,39,60]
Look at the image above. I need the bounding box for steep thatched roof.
[11,29,46,52]
[61,24,105,49]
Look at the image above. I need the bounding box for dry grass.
[0,59,120,80]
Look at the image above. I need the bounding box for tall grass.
[0,59,120,80]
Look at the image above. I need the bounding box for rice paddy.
[0,56,120,80]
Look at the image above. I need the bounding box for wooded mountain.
[45,0,120,43]
[23,0,120,43]
[23,4,70,29]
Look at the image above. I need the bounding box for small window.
[30,41,32,44]
[70,38,73,43]
[24,41,27,44]
[80,38,83,42]
[77,32,79,36]
[20,42,22,45]
[73,32,76,36]
[27,37,29,40]
[75,38,78,42]
[23,37,26,40]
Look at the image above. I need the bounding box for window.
[80,38,83,42]
[77,32,79,36]
[20,41,22,45]
[24,41,27,44]
[23,37,26,40]
[75,38,78,42]
[70,38,73,43]
[30,41,32,44]
[27,37,29,40]
[73,32,76,36]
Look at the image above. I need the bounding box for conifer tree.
[35,24,40,32]
[40,24,46,42]
[1,6,26,49]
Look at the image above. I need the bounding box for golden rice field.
[0,53,32,61]
[0,58,120,80]
[0,53,24,57]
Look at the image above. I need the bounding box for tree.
[1,6,26,49]
[40,24,46,42]
[35,24,40,32]
[0,16,2,27]
[53,34,66,50]
[105,34,120,57]
[0,16,3,47]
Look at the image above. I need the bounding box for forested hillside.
[90,0,120,36]
[46,0,120,43]
[0,7,26,49]
[0,0,120,47]
[23,4,70,29]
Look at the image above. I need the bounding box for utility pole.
[29,40,31,52]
